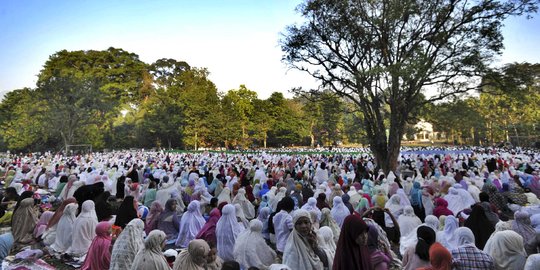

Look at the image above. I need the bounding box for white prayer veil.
[216,204,243,261]
[483,230,527,270]
[330,196,349,228]
[50,203,77,253]
[66,200,98,256]
[175,200,206,247]
[233,219,276,269]
[455,227,475,246]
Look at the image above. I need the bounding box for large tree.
[220,85,258,149]
[36,48,148,150]
[301,92,344,146]
[179,68,222,150]
[281,0,538,172]
[0,88,49,151]
[478,63,540,145]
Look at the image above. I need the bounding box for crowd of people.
[0,147,539,269]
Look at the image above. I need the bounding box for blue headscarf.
[410,182,423,208]
[259,194,269,209]
[259,183,270,198]
[208,178,219,194]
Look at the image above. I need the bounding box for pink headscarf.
[389,182,399,197]
[63,175,77,199]
[33,211,54,238]
[81,221,112,270]
[145,201,164,235]
[196,208,222,246]
[47,197,77,229]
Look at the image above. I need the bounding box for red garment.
[362,194,373,207]
[244,185,255,202]
[417,242,452,270]
[218,202,228,213]
[433,198,454,218]
[196,208,221,246]
[81,222,112,270]
[333,215,373,270]
[47,197,77,229]
[316,193,330,210]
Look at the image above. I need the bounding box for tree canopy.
[0,51,539,153]
[280,0,538,172]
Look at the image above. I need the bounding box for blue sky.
[1,1,540,99]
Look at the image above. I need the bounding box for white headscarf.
[67,200,98,256]
[50,203,77,253]
[454,184,476,208]
[283,210,323,270]
[385,194,403,217]
[531,213,540,233]
[525,254,540,270]
[399,215,439,256]
[444,187,468,214]
[131,230,170,270]
[109,218,145,270]
[468,182,481,202]
[483,230,527,270]
[493,220,512,234]
[330,196,349,228]
[217,187,232,205]
[232,188,256,219]
[398,206,422,238]
[216,204,243,261]
[319,208,340,243]
[269,264,291,270]
[397,188,411,207]
[234,204,249,229]
[435,215,459,251]
[318,226,336,269]
[455,227,476,246]
[270,187,287,211]
[233,219,277,269]
[266,186,277,204]
[347,186,357,197]
[175,200,206,248]
[301,197,321,222]
[348,189,362,209]
[198,188,213,207]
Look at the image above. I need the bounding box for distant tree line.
[0,48,537,153]
[0,48,368,152]
[424,63,540,147]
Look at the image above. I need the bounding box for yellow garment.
[375,194,387,208]
[0,211,12,225]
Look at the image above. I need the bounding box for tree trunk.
[363,108,403,174]
[513,125,520,146]
[242,123,247,148]
[60,131,68,153]
[195,131,198,150]
[310,120,315,147]
[263,131,267,148]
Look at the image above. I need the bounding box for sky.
[1,0,540,99]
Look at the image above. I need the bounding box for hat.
[163,249,178,257]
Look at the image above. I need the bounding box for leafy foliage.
[281,0,538,171]
[0,47,538,152]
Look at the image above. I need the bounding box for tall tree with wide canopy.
[36,48,148,150]
[478,62,540,144]
[0,88,48,150]
[281,0,538,172]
